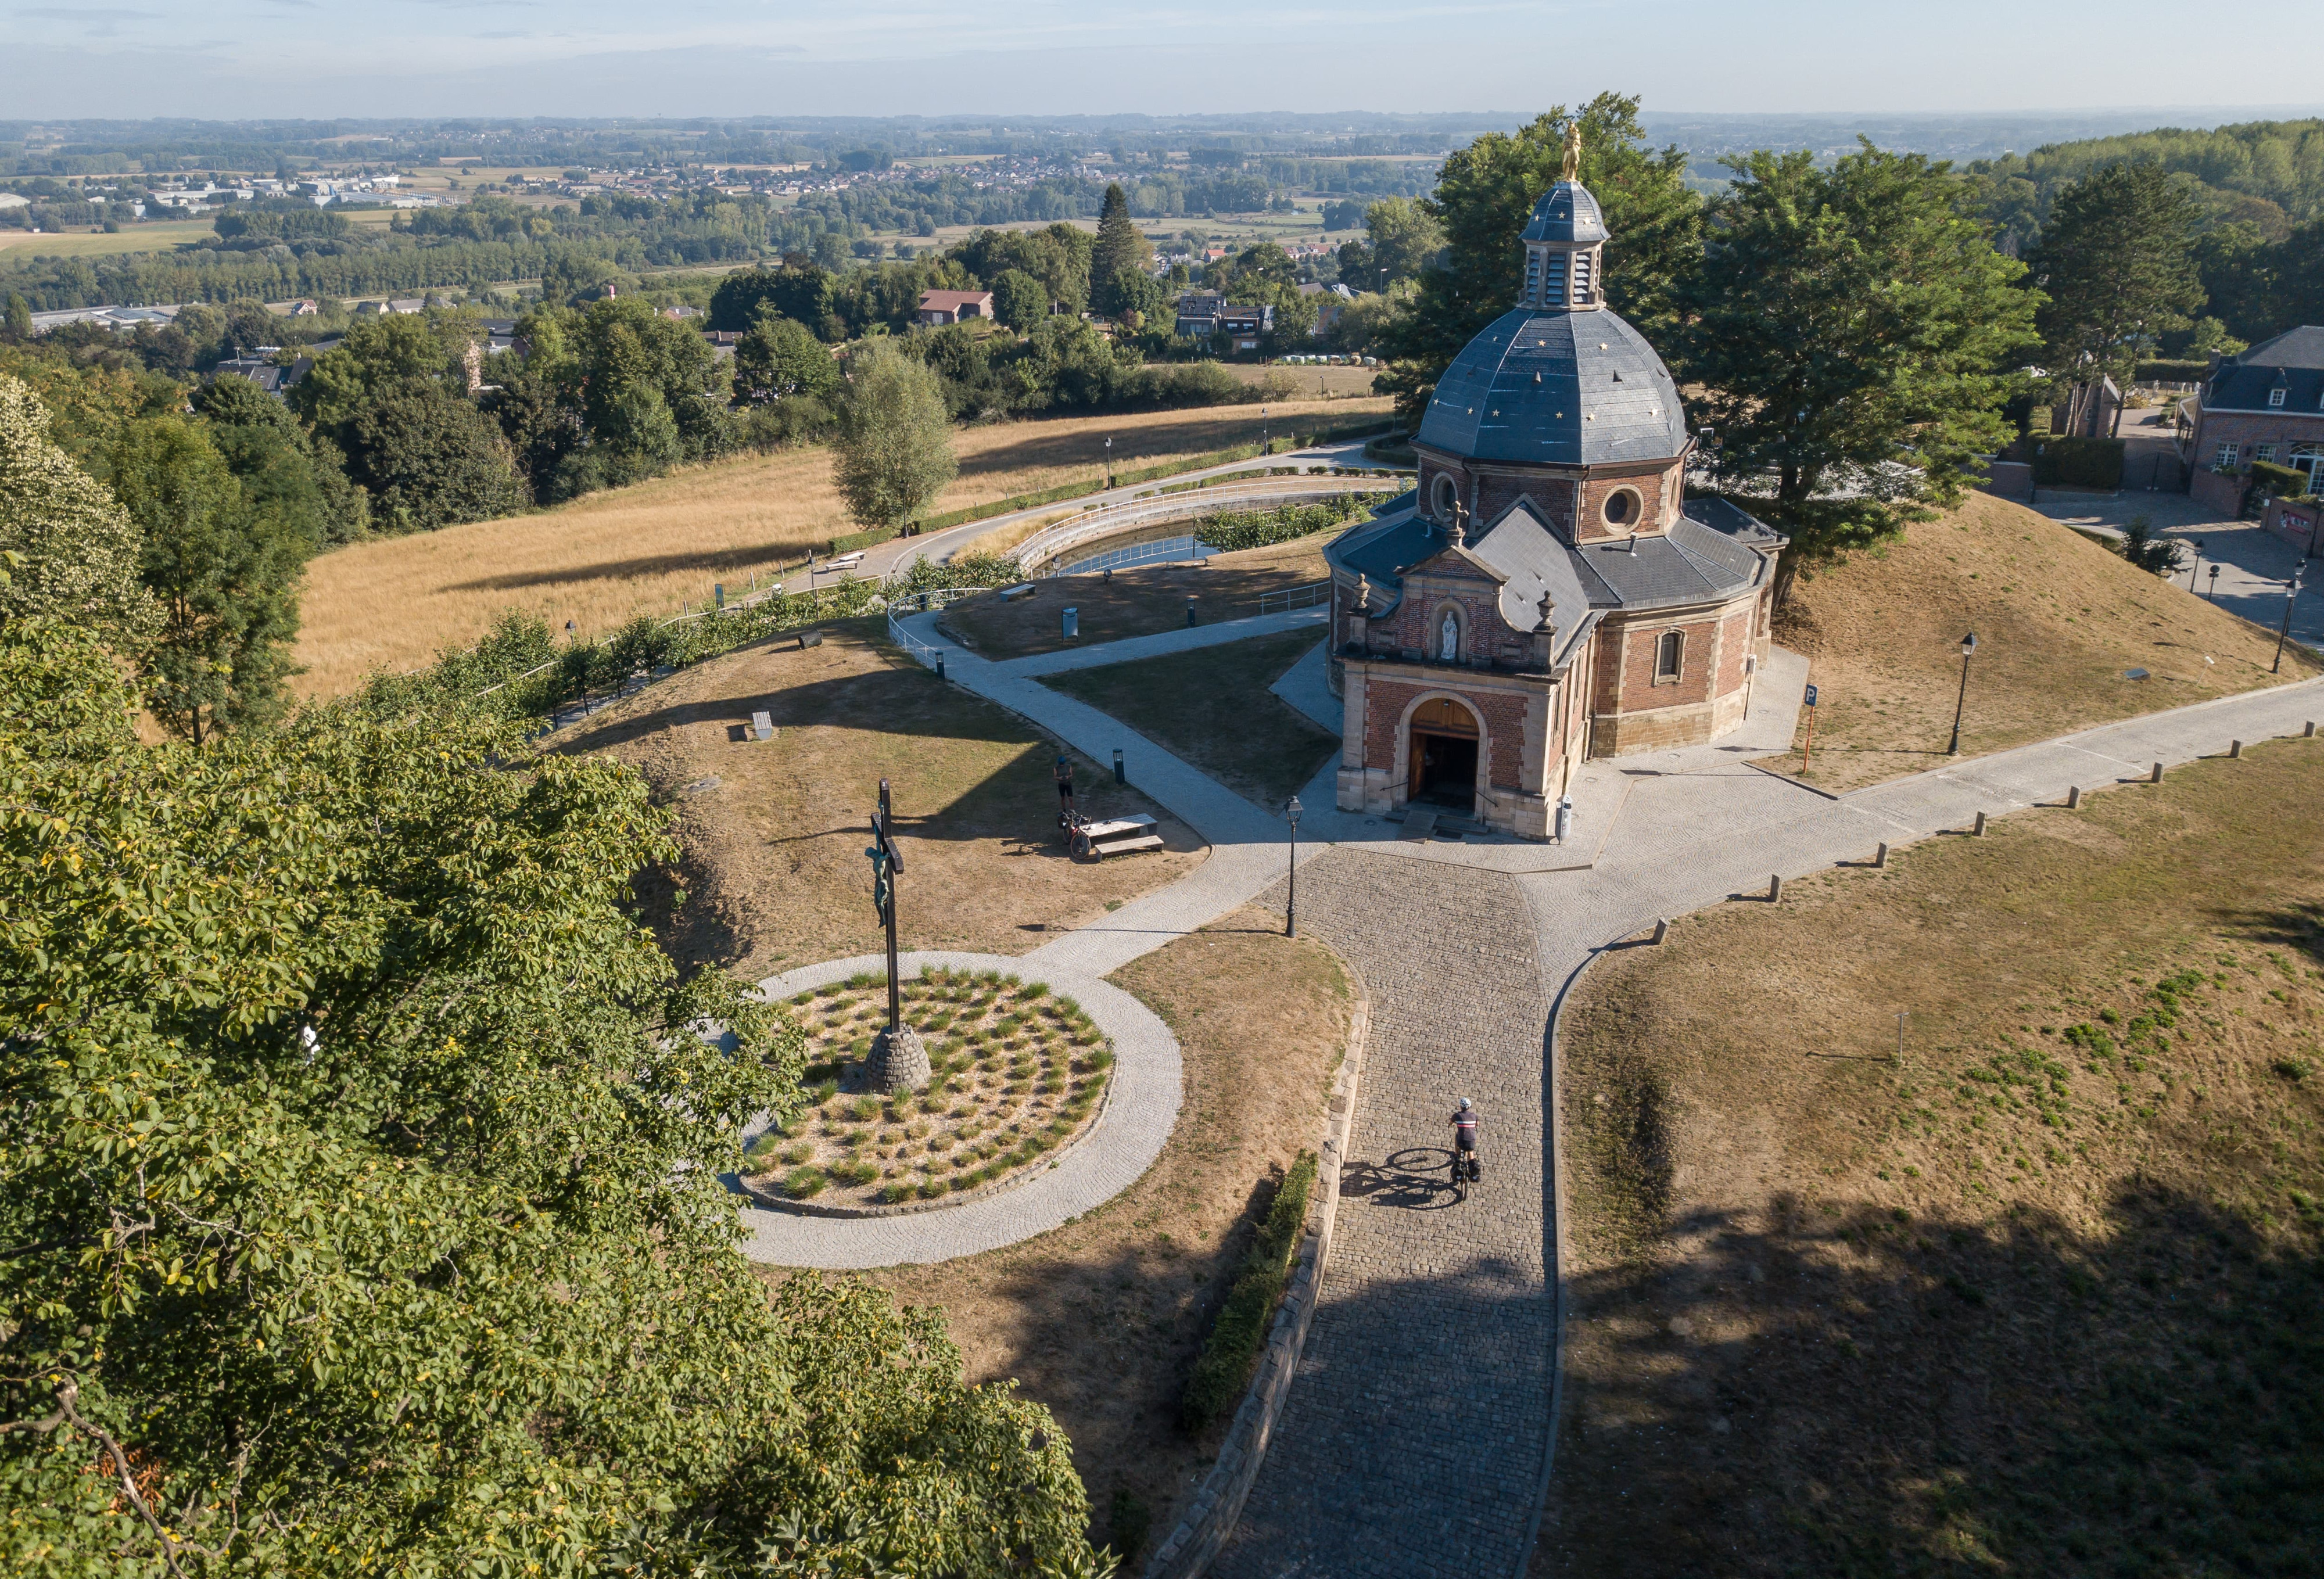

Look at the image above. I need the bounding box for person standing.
[1054,752,1075,820]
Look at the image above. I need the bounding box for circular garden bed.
[743,965,1116,1211]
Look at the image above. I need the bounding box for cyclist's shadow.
[1339,1147,1465,1211]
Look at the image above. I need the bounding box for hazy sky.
[4,0,2317,123]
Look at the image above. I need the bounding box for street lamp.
[2187,538,2204,593]
[1284,794,1303,938]
[1948,632,1978,756]
[2207,564,2222,602]
[1104,434,1113,490]
[1261,404,1269,458]
[2276,569,2303,674]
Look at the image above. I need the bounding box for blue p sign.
[1804,684,1819,708]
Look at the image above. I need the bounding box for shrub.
[2027,436,2124,490]
[784,1166,827,1198]
[1181,1151,1319,1430]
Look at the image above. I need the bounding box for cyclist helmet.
[1458,1097,1472,1110]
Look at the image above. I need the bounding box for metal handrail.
[1256,580,1333,616]
[1009,476,1393,577]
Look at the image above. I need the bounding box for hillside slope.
[1756,490,2321,792]
[292,396,1386,698]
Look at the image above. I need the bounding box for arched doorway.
[1407,696,1480,809]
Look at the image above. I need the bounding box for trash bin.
[1063,607,1079,641]
[1554,796,1573,845]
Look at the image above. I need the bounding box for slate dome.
[1519,180,1606,245]
[1414,306,1690,466]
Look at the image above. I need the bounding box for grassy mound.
[1548,738,2324,1575]
[1757,491,2321,792]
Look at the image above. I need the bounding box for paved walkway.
[751,596,2324,1571]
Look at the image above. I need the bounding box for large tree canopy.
[0,372,153,640]
[1376,94,1700,423]
[832,340,957,530]
[0,619,1105,1576]
[1676,144,2039,601]
[2027,160,2206,434]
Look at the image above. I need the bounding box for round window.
[1602,488,1639,528]
[1431,473,1460,521]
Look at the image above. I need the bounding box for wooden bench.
[1072,813,1164,861]
[824,551,866,573]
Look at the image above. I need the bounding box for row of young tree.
[0,379,1116,1575]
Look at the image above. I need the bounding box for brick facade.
[1414,448,1684,543]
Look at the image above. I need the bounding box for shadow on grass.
[1543,1180,2324,1577]
[949,409,1296,483]
[446,543,815,594]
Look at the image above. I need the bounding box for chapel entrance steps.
[1391,807,1490,841]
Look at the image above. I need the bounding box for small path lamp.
[1285,794,1303,938]
[2276,568,2304,674]
[2208,563,2222,602]
[1104,434,1113,491]
[2187,539,2204,593]
[1948,631,1978,756]
[1261,405,1270,458]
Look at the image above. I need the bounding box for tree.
[0,374,153,641]
[111,415,306,742]
[347,380,528,532]
[737,309,842,401]
[290,313,458,436]
[1377,94,1701,422]
[709,262,841,338]
[195,372,370,546]
[1676,143,2040,604]
[2028,161,2205,435]
[833,341,956,530]
[0,619,1107,1576]
[1361,197,1445,287]
[2,292,28,341]
[1090,183,1153,316]
[1104,267,1168,333]
[992,267,1050,331]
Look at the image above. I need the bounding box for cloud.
[15,5,158,16]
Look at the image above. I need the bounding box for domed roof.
[1519,180,1606,245]
[1414,307,1689,466]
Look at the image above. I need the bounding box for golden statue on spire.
[1561,122,1583,183]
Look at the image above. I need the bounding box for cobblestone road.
[1211,849,1552,1579]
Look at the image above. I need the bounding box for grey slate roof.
[1519,180,1606,245]
[2208,360,2324,416]
[2239,326,2324,370]
[1414,306,1690,466]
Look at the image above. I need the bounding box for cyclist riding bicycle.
[1449,1097,1480,1183]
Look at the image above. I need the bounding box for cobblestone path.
[1212,847,1552,1579]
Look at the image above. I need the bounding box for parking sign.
[1804,684,1819,708]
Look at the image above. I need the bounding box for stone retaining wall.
[1143,977,1371,1579]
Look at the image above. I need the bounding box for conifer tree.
[1091,182,1153,317]
[2028,162,2205,436]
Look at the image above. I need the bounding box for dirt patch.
[847,910,1353,1564]
[1042,628,1337,810]
[748,969,1115,1208]
[1538,738,2324,1577]
[1755,491,2321,792]
[940,530,1336,660]
[553,618,1204,978]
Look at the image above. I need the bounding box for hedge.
[2250,459,2308,499]
[2028,435,2124,490]
[2135,359,2211,385]
[1181,1150,1318,1430]
[1193,495,1383,554]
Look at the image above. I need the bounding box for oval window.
[1431,473,1459,521]
[1602,488,1638,528]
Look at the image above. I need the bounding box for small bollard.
[1769,874,1783,903]
[2151,762,2165,783]
[1113,748,1125,785]
[935,652,946,682]
[1185,595,1198,628]
[2307,721,2317,738]
[1874,841,1889,869]
[1652,917,1670,945]
[2230,739,2244,759]
[1063,606,1079,642]
[2066,785,2082,809]
[1974,810,1988,836]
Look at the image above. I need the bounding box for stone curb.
[739,1048,1121,1220]
[1142,963,1372,1579]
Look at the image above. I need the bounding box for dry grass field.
[293,397,1386,696]
[0,220,216,256]
[1540,739,2324,1577]
[1754,491,2321,791]
[552,617,1204,981]
[857,910,1353,1566]
[941,531,1336,659]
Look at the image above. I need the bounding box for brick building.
[1324,174,1783,840]
[2178,326,2324,515]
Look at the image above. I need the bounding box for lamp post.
[2276,569,2303,674]
[1948,631,1978,756]
[1104,434,1113,491]
[2207,563,2222,602]
[1261,405,1269,458]
[1284,795,1302,938]
[2187,538,2204,593]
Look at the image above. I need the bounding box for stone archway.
[1405,695,1482,812]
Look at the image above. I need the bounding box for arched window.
[1654,629,1683,683]
[1430,472,1460,522]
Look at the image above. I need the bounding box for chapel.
[1324,150,1785,841]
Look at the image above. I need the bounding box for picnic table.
[1071,813,1163,861]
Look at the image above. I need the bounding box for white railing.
[1256,580,1333,616]
[885,586,994,673]
[1009,475,1395,577]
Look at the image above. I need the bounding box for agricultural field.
[0,220,216,257]
[292,395,1387,695]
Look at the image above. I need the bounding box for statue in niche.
[1439,610,1459,662]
